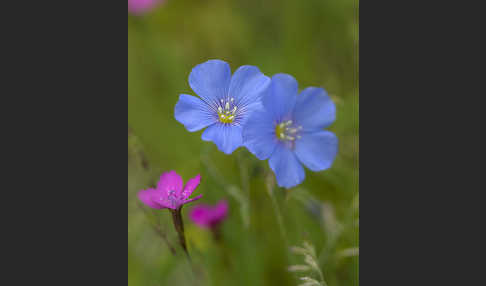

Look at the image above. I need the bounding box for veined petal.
[294,87,336,131]
[234,100,264,127]
[229,65,270,109]
[137,188,163,209]
[268,144,305,189]
[157,170,183,194]
[263,74,298,120]
[201,123,243,154]
[189,59,231,106]
[174,94,217,132]
[181,174,201,199]
[295,131,338,171]
[242,109,278,160]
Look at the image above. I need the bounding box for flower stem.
[264,170,289,247]
[170,208,190,260]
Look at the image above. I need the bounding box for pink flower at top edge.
[189,200,228,229]
[138,170,202,210]
[128,0,164,15]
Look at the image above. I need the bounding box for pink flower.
[128,0,164,15]
[189,200,228,229]
[138,171,202,210]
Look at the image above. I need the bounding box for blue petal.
[263,73,298,120]
[189,59,231,105]
[201,123,243,154]
[294,131,338,171]
[229,65,270,109]
[174,94,217,132]
[294,87,336,131]
[268,144,305,189]
[242,109,278,160]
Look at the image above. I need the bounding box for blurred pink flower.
[128,0,164,15]
[138,171,202,210]
[190,200,228,229]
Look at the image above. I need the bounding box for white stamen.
[286,128,298,133]
[276,120,302,142]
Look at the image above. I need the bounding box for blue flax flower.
[243,74,338,188]
[175,59,270,154]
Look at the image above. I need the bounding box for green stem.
[265,171,288,247]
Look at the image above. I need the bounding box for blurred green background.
[128,0,358,285]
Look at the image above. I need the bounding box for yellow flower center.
[275,120,302,141]
[218,98,237,124]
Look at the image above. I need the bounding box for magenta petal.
[190,205,212,228]
[157,170,183,194]
[128,0,163,15]
[182,194,203,206]
[189,200,228,228]
[137,188,162,209]
[214,200,229,221]
[151,192,177,209]
[182,174,201,199]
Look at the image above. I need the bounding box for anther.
[275,120,302,142]
[286,128,298,133]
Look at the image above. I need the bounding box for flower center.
[167,190,178,207]
[217,98,237,124]
[275,120,302,141]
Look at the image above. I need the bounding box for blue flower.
[175,59,271,154]
[243,74,338,188]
